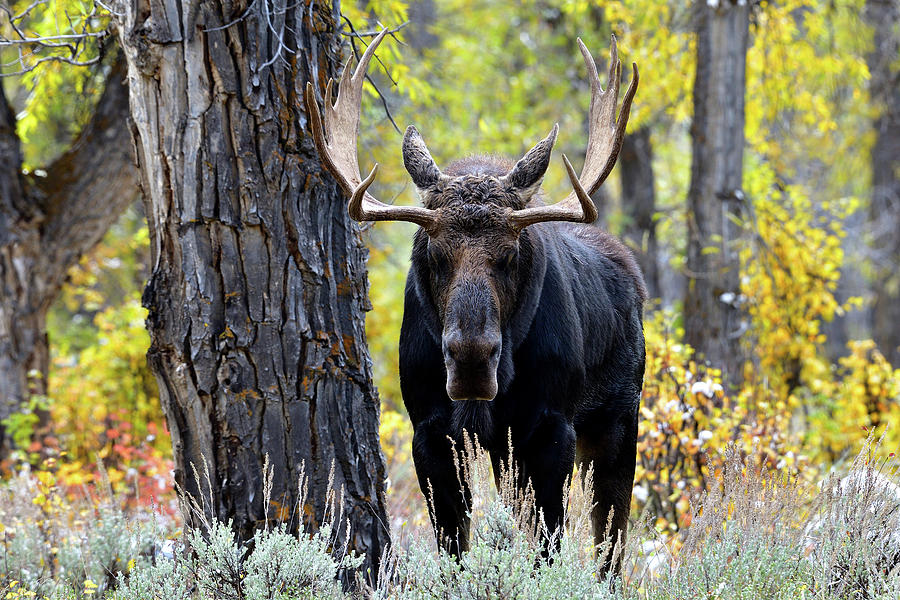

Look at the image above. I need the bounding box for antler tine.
[509,36,639,230]
[304,28,437,228]
[561,153,598,223]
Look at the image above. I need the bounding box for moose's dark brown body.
[304,29,642,569]
[399,161,646,562]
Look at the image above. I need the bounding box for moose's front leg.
[412,416,472,557]
[497,410,576,553]
[576,403,639,575]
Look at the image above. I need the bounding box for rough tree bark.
[620,126,659,299]
[111,0,390,578]
[683,0,750,384]
[865,0,900,366]
[0,57,137,456]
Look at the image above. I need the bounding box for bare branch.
[7,0,45,23]
[0,32,105,44]
[367,74,402,134]
[341,15,402,134]
[341,21,409,40]
[0,0,109,77]
[0,54,101,77]
[342,15,399,85]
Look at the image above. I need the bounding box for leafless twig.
[342,20,409,40]
[342,15,402,85]
[342,16,403,134]
[0,0,110,77]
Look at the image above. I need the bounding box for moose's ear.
[403,126,444,190]
[501,124,558,197]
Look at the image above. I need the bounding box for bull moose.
[305,30,645,568]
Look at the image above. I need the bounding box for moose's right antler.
[304,29,437,228]
[508,36,638,230]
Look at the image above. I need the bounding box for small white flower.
[719,292,736,304]
[161,539,176,559]
[698,430,714,442]
[633,485,649,503]
[691,381,714,398]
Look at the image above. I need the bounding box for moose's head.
[305,30,637,402]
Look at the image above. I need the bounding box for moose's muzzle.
[442,328,501,401]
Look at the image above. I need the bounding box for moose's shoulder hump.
[570,226,648,303]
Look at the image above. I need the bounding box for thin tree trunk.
[0,83,45,453]
[683,0,750,385]
[112,0,390,579]
[0,57,137,457]
[620,126,659,299]
[865,0,900,366]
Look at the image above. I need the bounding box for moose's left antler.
[508,36,638,230]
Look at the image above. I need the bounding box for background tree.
[109,0,391,578]
[865,0,900,366]
[620,126,659,299]
[0,56,137,457]
[683,0,750,384]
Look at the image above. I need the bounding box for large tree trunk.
[0,57,137,457]
[683,0,750,385]
[865,0,900,366]
[112,0,390,579]
[620,127,659,300]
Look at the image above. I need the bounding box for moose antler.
[508,36,638,230]
[304,29,437,228]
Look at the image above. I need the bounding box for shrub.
[378,435,624,600]
[4,439,900,599]
[116,461,361,600]
[804,438,900,599]
[0,467,169,598]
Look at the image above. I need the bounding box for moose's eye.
[493,249,518,273]
[427,243,451,274]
